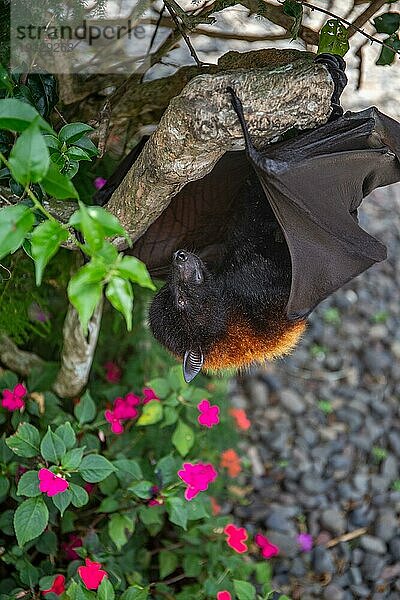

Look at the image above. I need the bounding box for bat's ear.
[183,348,204,383]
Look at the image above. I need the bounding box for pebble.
[279,389,306,415]
[374,510,398,542]
[389,537,400,561]
[361,553,386,581]
[359,535,387,555]
[323,584,345,600]
[320,508,346,534]
[312,546,335,574]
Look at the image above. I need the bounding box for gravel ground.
[230,182,400,599]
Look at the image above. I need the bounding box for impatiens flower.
[148,485,164,506]
[78,558,107,590]
[104,361,121,383]
[38,469,69,497]
[1,383,27,411]
[210,496,221,515]
[28,302,50,323]
[105,409,124,434]
[84,483,95,494]
[178,462,218,501]
[220,449,242,477]
[217,592,232,600]
[197,399,220,428]
[94,177,107,190]
[297,532,313,553]
[255,533,279,559]
[229,407,251,430]
[224,523,248,553]
[142,388,159,403]
[61,534,83,560]
[42,574,65,596]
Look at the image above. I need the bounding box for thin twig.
[348,0,388,39]
[325,527,368,548]
[295,0,400,58]
[164,0,204,67]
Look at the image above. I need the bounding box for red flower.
[224,523,248,553]
[104,361,122,383]
[255,533,279,559]
[217,592,232,600]
[1,383,27,411]
[78,558,107,590]
[61,534,83,560]
[178,462,218,501]
[38,469,69,496]
[220,449,242,478]
[229,407,251,430]
[210,496,221,515]
[42,574,65,596]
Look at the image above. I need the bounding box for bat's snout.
[173,250,205,284]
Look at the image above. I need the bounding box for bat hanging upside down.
[94,54,400,383]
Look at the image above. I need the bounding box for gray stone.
[279,389,305,415]
[370,475,391,493]
[323,585,345,600]
[361,553,386,581]
[290,557,306,578]
[349,505,375,528]
[266,531,298,559]
[351,548,364,565]
[349,566,362,585]
[374,510,398,542]
[320,508,346,534]
[388,431,400,456]
[382,454,398,480]
[301,471,327,495]
[265,511,295,534]
[312,546,335,574]
[360,535,387,555]
[389,537,400,561]
[350,585,370,598]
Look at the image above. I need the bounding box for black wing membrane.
[229,89,400,319]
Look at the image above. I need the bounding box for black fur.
[148,170,292,359]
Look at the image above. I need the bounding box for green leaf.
[74,390,96,425]
[318,19,349,57]
[40,162,79,199]
[283,0,303,39]
[73,136,99,157]
[0,474,10,498]
[0,98,53,132]
[55,422,76,449]
[233,580,256,600]
[31,220,69,285]
[40,427,66,463]
[116,256,155,290]
[79,454,116,483]
[69,483,89,508]
[36,530,57,555]
[114,458,143,482]
[136,400,163,426]
[52,488,72,516]
[67,146,91,161]
[0,64,14,93]
[156,454,180,486]
[17,470,41,497]
[6,422,40,457]
[172,420,194,457]
[59,123,93,144]
[98,578,115,600]
[106,276,133,330]
[39,575,59,590]
[14,496,49,546]
[376,34,400,65]
[374,12,400,35]
[0,204,35,260]
[166,497,188,530]
[159,550,178,579]
[68,263,105,334]
[120,587,149,600]
[128,480,154,500]
[84,205,126,237]
[62,447,84,470]
[108,513,135,550]
[8,120,50,184]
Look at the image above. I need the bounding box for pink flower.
[255,533,279,559]
[178,462,218,501]
[217,592,232,600]
[84,483,95,494]
[61,534,83,560]
[104,361,121,383]
[1,383,27,411]
[297,532,313,552]
[105,409,124,434]
[38,469,69,497]
[224,523,248,553]
[94,177,107,190]
[78,558,107,590]
[148,485,164,506]
[42,574,65,596]
[142,388,159,403]
[197,399,220,428]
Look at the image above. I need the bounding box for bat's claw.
[315,53,348,121]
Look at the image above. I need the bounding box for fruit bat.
[94,55,400,383]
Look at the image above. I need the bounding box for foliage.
[0,340,282,599]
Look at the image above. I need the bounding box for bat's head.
[148,250,229,382]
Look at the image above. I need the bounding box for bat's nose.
[174,250,188,263]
